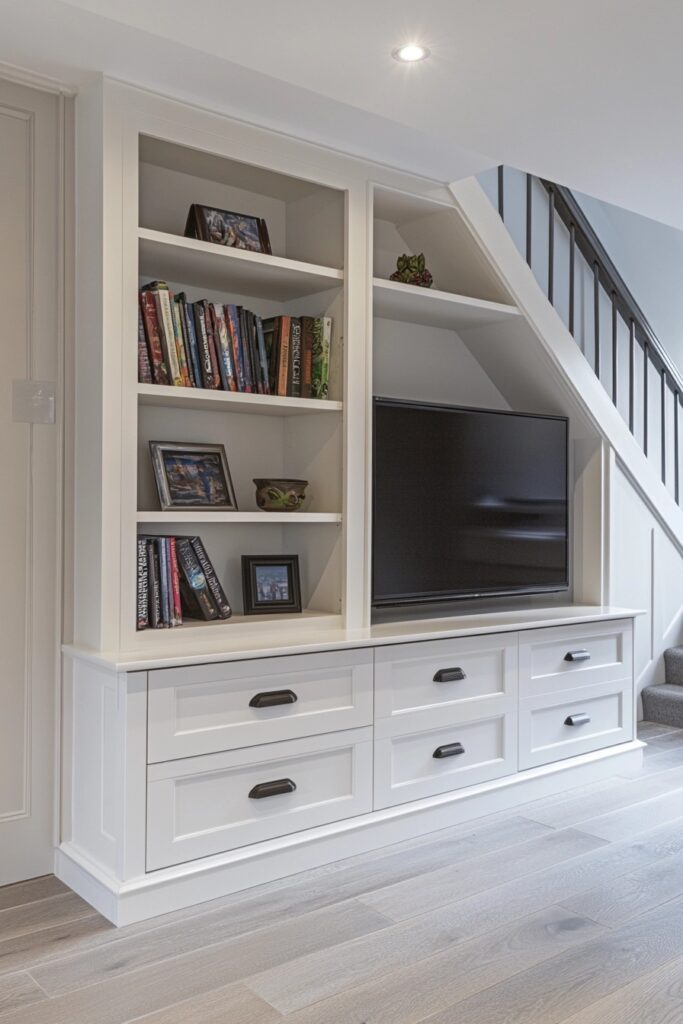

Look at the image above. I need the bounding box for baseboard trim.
[56,739,644,926]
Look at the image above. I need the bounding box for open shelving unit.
[123,134,349,645]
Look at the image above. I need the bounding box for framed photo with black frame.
[184,203,272,254]
[241,555,302,615]
[149,441,238,512]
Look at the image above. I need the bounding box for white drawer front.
[519,680,633,769]
[374,635,517,722]
[147,650,373,762]
[374,713,516,810]
[146,728,373,870]
[519,620,632,698]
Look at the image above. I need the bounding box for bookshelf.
[136,382,342,416]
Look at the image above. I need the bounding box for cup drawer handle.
[433,742,465,759]
[433,668,466,683]
[249,689,298,708]
[248,778,297,799]
[564,713,591,727]
[564,650,591,662]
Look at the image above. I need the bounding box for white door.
[0,78,64,883]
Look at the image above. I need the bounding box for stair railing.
[495,167,683,503]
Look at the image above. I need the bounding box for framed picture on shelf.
[149,441,238,512]
[184,203,272,254]
[242,555,302,615]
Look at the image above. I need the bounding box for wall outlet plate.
[12,380,56,424]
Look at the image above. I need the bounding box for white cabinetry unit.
[63,80,643,926]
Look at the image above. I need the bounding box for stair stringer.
[448,176,683,706]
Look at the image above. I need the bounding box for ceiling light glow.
[392,43,430,63]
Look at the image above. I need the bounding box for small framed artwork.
[149,441,238,512]
[184,203,272,254]
[242,555,302,615]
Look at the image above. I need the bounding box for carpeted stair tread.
[642,683,683,728]
[664,646,683,685]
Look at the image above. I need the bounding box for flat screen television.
[372,398,569,606]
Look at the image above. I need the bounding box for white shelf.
[136,511,342,524]
[139,228,344,301]
[136,383,342,416]
[373,278,520,331]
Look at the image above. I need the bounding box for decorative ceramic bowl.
[253,478,309,512]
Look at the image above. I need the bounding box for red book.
[169,537,182,626]
[140,292,169,385]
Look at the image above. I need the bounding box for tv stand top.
[64,605,642,673]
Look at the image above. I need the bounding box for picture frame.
[184,203,272,255]
[149,441,238,512]
[241,555,302,615]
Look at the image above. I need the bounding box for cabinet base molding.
[56,738,643,927]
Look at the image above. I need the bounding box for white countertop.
[63,605,643,673]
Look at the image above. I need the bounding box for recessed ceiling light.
[392,43,430,63]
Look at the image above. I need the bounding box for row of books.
[138,281,333,400]
[137,534,231,630]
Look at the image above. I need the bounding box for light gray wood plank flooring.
[1,721,682,1024]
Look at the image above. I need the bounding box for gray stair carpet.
[665,646,683,685]
[642,683,683,728]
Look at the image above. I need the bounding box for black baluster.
[526,173,532,266]
[548,187,554,303]
[629,319,635,433]
[675,390,680,503]
[611,293,618,406]
[644,341,649,456]
[594,262,600,378]
[497,166,504,220]
[568,224,575,336]
[662,368,667,484]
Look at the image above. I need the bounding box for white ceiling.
[3,0,683,227]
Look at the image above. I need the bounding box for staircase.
[469,165,683,724]
[643,649,683,727]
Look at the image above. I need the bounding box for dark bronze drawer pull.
[564,713,591,727]
[433,667,466,683]
[564,650,591,662]
[249,689,298,708]
[248,778,297,799]
[433,742,465,759]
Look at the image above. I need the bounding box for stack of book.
[138,281,332,400]
[137,535,232,630]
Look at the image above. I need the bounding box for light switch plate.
[12,380,56,424]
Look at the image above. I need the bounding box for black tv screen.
[372,399,569,606]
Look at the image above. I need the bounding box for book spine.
[151,284,182,386]
[202,301,222,389]
[170,297,192,387]
[175,538,218,620]
[137,306,153,384]
[289,318,302,398]
[136,537,149,629]
[320,316,332,399]
[238,308,253,392]
[158,537,171,626]
[193,303,215,388]
[148,541,162,628]
[190,537,232,619]
[179,296,202,388]
[212,305,237,391]
[226,304,246,392]
[169,536,182,626]
[277,316,291,396]
[311,317,332,399]
[300,316,314,399]
[255,316,270,395]
[140,292,169,385]
[208,305,228,390]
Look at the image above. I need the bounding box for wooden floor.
[3,723,683,1023]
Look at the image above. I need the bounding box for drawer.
[519,620,632,698]
[146,727,373,870]
[374,712,516,810]
[519,679,633,769]
[374,635,517,723]
[147,650,373,762]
